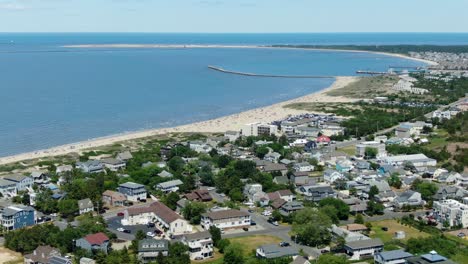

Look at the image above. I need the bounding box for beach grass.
[326,75,399,98]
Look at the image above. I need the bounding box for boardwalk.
[208,65,335,79]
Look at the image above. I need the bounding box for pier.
[356,70,388,75]
[207,66,334,79]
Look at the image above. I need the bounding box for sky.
[0,0,467,33]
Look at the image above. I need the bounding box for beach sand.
[0,76,359,165]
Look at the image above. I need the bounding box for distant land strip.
[207,65,335,79]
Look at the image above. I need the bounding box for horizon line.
[1,31,468,34]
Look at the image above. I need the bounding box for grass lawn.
[199,235,282,264]
[0,247,23,264]
[370,220,430,243]
[338,145,356,156]
[229,235,282,256]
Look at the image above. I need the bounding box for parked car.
[250,221,257,226]
[248,209,254,213]
[262,211,272,216]
[147,231,156,237]
[123,229,131,234]
[147,222,155,228]
[381,227,388,231]
[117,228,125,232]
[279,242,290,247]
[267,218,279,226]
[117,212,124,217]
[243,227,249,232]
[320,249,330,253]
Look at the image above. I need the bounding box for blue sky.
[0,0,466,32]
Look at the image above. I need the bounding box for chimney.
[33,250,36,255]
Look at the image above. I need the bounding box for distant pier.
[356,70,388,75]
[207,66,334,79]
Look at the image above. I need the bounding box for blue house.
[0,205,35,230]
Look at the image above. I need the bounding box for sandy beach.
[0,76,359,165]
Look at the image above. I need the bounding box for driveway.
[106,216,159,241]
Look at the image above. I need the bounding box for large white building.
[122,202,192,235]
[201,209,250,230]
[433,199,468,228]
[242,123,278,137]
[383,154,436,167]
[355,141,387,158]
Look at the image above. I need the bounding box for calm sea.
[0,33,467,156]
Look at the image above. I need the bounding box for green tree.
[319,197,350,220]
[199,165,215,186]
[57,199,79,218]
[368,185,379,200]
[168,156,185,172]
[182,202,207,225]
[367,200,385,215]
[217,239,231,253]
[388,173,402,189]
[365,147,378,159]
[412,180,438,201]
[354,214,364,224]
[162,192,181,210]
[209,226,222,247]
[223,243,244,264]
[255,146,269,159]
[167,242,190,264]
[292,208,332,247]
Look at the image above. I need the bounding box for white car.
[262,211,272,216]
[146,231,155,237]
[116,228,125,232]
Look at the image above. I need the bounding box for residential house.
[394,190,424,209]
[383,154,436,168]
[273,176,289,185]
[291,171,311,187]
[78,198,94,215]
[56,165,73,174]
[356,141,387,158]
[24,245,61,264]
[280,201,304,216]
[298,185,336,202]
[181,231,214,260]
[3,174,34,191]
[79,257,96,264]
[433,186,466,201]
[267,190,295,203]
[137,239,169,263]
[291,256,311,264]
[0,205,35,230]
[224,130,240,142]
[155,179,183,193]
[158,170,173,178]
[201,209,250,230]
[343,198,368,214]
[340,224,368,233]
[122,202,191,235]
[116,151,133,162]
[436,172,459,184]
[102,190,126,207]
[457,173,468,187]
[0,179,18,197]
[244,184,267,203]
[344,238,384,260]
[406,251,456,264]
[49,256,72,264]
[100,158,126,171]
[262,163,288,176]
[356,161,371,170]
[374,250,413,264]
[264,152,281,163]
[323,169,344,184]
[293,162,314,172]
[30,170,50,185]
[76,232,110,254]
[189,141,212,154]
[336,159,354,173]
[331,225,370,243]
[256,244,299,259]
[295,126,320,137]
[366,180,396,202]
[184,189,212,202]
[118,182,147,202]
[433,199,468,228]
[76,160,104,174]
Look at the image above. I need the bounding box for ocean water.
[0,33,466,157]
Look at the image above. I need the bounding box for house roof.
[78,198,93,210]
[117,151,133,160]
[150,201,181,223]
[377,250,413,261]
[3,173,30,182]
[100,158,124,165]
[0,178,16,187]
[183,231,212,241]
[158,170,173,178]
[49,255,72,264]
[258,244,299,259]
[271,198,287,209]
[345,238,383,250]
[202,209,249,220]
[102,190,126,201]
[119,182,145,189]
[157,179,183,188]
[273,176,289,185]
[138,238,169,252]
[24,245,60,264]
[263,163,287,172]
[84,232,109,245]
[341,224,368,232]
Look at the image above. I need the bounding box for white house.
[30,170,50,185]
[293,162,314,172]
[122,202,192,235]
[383,154,436,167]
[323,169,344,184]
[433,199,468,228]
[393,190,424,209]
[0,179,17,197]
[189,141,212,154]
[264,152,281,163]
[78,198,94,215]
[201,209,250,230]
[344,238,384,260]
[181,231,214,260]
[118,182,147,202]
[3,174,34,192]
[155,180,183,193]
[56,165,73,174]
[355,141,387,158]
[100,158,126,171]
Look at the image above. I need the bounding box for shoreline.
[0,76,359,165]
[62,44,439,66]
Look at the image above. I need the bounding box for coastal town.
[0,51,467,264]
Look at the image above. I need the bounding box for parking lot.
[107,216,162,240]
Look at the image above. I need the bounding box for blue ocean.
[0,33,467,156]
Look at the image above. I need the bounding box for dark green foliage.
[181,201,207,224]
[209,226,222,247]
[223,243,244,264]
[292,208,332,247]
[318,197,350,220]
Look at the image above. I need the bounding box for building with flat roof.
[344,238,384,260]
[374,250,413,264]
[256,244,299,259]
[0,204,35,230]
[118,182,147,202]
[201,209,250,230]
[433,199,468,228]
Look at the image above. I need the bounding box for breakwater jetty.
[208,66,334,79]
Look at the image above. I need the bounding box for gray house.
[138,239,169,263]
[3,174,34,191]
[76,160,104,174]
[78,198,94,215]
[394,190,424,209]
[298,185,336,202]
[76,232,110,254]
[256,244,299,259]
